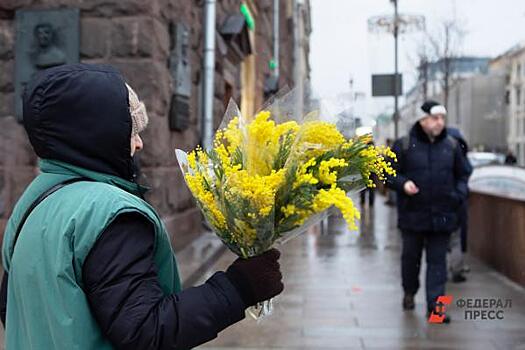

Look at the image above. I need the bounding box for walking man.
[387,100,471,323]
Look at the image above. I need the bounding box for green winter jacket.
[2,159,181,350]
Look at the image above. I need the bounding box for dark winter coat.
[387,122,471,233]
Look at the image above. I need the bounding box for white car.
[467,152,505,168]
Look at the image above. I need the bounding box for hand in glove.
[225,248,284,307]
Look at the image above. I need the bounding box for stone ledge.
[176,231,227,288]
[163,207,202,251]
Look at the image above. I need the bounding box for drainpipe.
[292,0,304,116]
[273,0,280,81]
[292,0,299,86]
[202,0,216,150]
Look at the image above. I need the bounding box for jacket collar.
[39,159,149,197]
[410,121,448,144]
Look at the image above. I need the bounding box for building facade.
[417,56,490,102]
[395,56,507,152]
[445,73,508,152]
[491,44,525,165]
[0,0,311,250]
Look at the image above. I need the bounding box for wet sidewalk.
[198,197,525,350]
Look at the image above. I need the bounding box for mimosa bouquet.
[176,92,396,318]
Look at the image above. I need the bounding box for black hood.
[23,64,135,181]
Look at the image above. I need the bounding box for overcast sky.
[309,0,525,124]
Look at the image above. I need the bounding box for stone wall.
[468,192,525,287]
[0,0,298,251]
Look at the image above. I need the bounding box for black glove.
[225,248,284,307]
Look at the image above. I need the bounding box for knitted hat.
[126,83,148,135]
[420,100,447,116]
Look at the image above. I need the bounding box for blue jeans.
[401,230,451,310]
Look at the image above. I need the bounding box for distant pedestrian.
[361,141,376,208]
[446,127,473,283]
[505,149,518,165]
[384,138,396,206]
[360,177,376,208]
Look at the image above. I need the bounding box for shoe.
[402,294,415,310]
[451,274,467,283]
[427,309,451,324]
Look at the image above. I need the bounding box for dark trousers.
[360,188,375,206]
[401,230,451,309]
[459,202,468,253]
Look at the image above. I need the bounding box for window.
[517,63,522,78]
[517,88,521,106]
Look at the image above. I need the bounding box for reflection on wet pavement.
[199,196,525,350]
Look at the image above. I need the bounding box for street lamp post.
[393,0,399,139]
[368,1,425,140]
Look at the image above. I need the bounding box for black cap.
[421,100,440,114]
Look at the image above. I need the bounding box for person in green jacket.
[1,64,284,349]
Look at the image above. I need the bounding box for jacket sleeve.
[0,271,7,327]
[386,138,409,192]
[83,212,246,350]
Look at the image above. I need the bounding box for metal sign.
[371,74,402,97]
[14,9,80,120]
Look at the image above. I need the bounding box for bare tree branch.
[416,19,466,109]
